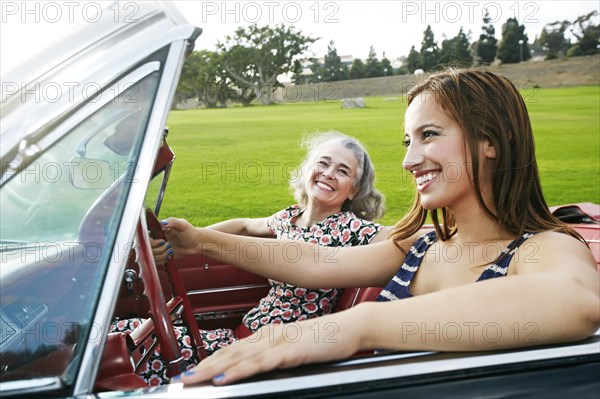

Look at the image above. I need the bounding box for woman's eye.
[338,169,349,176]
[423,130,439,139]
[402,139,410,148]
[317,160,328,167]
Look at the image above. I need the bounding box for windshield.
[0,71,159,383]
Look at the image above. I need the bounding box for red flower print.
[294,287,306,297]
[282,211,290,220]
[270,309,281,317]
[282,310,293,320]
[206,332,218,340]
[315,229,323,238]
[149,376,161,386]
[339,214,350,225]
[260,316,270,324]
[331,229,340,238]
[281,302,291,310]
[182,348,193,360]
[305,292,318,301]
[341,229,351,243]
[251,320,260,330]
[151,359,163,371]
[350,219,362,232]
[302,303,318,313]
[182,335,191,347]
[360,226,375,237]
[308,238,318,244]
[290,297,300,306]
[319,235,332,245]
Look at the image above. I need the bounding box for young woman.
[167,69,599,386]
[113,131,389,385]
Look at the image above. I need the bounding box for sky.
[1,1,599,74]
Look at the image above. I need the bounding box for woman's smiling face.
[305,142,360,211]
[402,91,479,212]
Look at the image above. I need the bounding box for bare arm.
[206,217,274,237]
[364,232,599,351]
[162,217,409,288]
[177,232,600,386]
[369,226,393,243]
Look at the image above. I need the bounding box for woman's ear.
[480,139,496,159]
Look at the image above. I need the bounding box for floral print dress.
[111,205,381,385]
[201,205,382,354]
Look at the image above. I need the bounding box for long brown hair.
[391,68,583,248]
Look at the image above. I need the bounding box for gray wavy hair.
[289,131,385,221]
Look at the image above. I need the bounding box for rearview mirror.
[69,157,112,189]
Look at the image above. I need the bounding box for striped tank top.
[377,231,536,301]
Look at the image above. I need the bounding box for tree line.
[175,10,599,107]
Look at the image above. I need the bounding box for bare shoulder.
[513,230,597,274]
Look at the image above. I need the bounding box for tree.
[406,45,422,73]
[364,46,385,78]
[175,50,233,108]
[349,58,365,79]
[477,10,498,65]
[497,18,531,64]
[568,11,600,56]
[537,21,570,59]
[420,25,440,71]
[380,54,394,76]
[322,41,348,81]
[439,27,473,67]
[218,24,317,105]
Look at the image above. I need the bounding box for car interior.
[93,136,600,392]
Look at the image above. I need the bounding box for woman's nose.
[402,143,424,171]
[322,164,336,178]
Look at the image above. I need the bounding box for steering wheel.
[141,210,206,367]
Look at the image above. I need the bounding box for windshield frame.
[71,40,189,396]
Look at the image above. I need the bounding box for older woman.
[113,131,389,385]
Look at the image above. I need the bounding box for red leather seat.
[334,286,383,312]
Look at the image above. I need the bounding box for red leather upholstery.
[334,286,383,312]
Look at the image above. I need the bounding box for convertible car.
[1,2,599,398]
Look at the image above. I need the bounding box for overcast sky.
[175,0,599,60]
[1,1,599,74]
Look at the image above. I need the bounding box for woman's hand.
[160,217,203,258]
[173,309,365,386]
[150,238,172,265]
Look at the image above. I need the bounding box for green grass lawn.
[161,86,599,227]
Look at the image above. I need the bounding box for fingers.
[150,238,173,264]
[175,332,280,386]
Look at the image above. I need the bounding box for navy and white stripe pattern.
[376,231,536,302]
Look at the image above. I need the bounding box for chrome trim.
[168,356,185,365]
[188,284,270,296]
[0,377,63,396]
[99,334,600,398]
[196,309,249,321]
[73,39,189,396]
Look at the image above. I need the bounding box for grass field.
[161,86,600,227]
